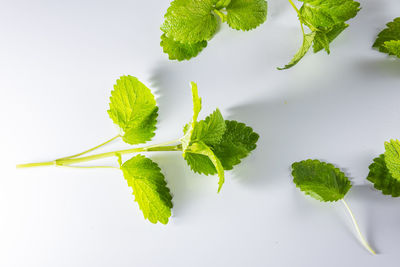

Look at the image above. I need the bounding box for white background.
[1,0,400,266]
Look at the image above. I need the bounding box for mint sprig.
[17,75,259,224]
[160,0,268,61]
[279,0,360,70]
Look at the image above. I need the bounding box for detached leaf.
[299,0,360,29]
[161,0,219,43]
[367,154,400,197]
[226,0,268,31]
[213,120,259,170]
[373,17,400,58]
[121,155,173,224]
[187,141,225,192]
[278,32,316,70]
[384,140,400,181]
[160,33,207,61]
[108,76,158,145]
[292,159,352,202]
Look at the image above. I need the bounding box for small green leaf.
[191,109,226,146]
[225,0,268,31]
[384,139,400,181]
[278,32,316,70]
[313,22,348,53]
[160,33,207,61]
[184,152,218,175]
[161,0,219,43]
[121,155,173,224]
[108,76,158,145]
[292,159,352,202]
[299,0,360,29]
[213,120,259,170]
[373,17,400,58]
[187,141,225,192]
[367,154,400,197]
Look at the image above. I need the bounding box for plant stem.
[16,141,182,169]
[288,0,305,35]
[58,135,121,160]
[341,199,376,255]
[214,9,227,23]
[57,165,120,170]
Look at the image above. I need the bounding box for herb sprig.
[160,0,268,61]
[17,75,259,224]
[279,0,360,70]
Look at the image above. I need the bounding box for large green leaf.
[160,33,207,61]
[108,76,158,145]
[121,155,173,224]
[161,0,219,43]
[225,0,268,31]
[292,159,352,202]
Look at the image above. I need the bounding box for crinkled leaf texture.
[367,154,400,197]
[226,0,268,31]
[121,155,173,224]
[181,83,259,191]
[373,18,400,58]
[384,139,400,181]
[280,0,360,69]
[108,76,158,145]
[160,33,207,61]
[292,159,352,202]
[161,0,219,44]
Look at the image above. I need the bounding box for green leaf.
[108,76,158,145]
[161,0,219,43]
[225,0,268,31]
[292,159,352,202]
[373,17,400,57]
[186,141,225,192]
[383,40,400,58]
[278,32,316,70]
[121,155,173,224]
[160,33,207,61]
[213,120,259,170]
[367,154,400,197]
[191,109,226,146]
[313,22,348,53]
[181,82,202,151]
[384,139,400,181]
[184,152,218,175]
[299,0,360,29]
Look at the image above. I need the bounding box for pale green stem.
[57,165,120,170]
[17,142,182,169]
[58,135,121,160]
[341,199,376,255]
[288,0,305,35]
[213,9,227,23]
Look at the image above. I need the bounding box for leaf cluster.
[160,0,268,60]
[108,76,259,223]
[279,0,360,70]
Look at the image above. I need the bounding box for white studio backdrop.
[0,0,399,266]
